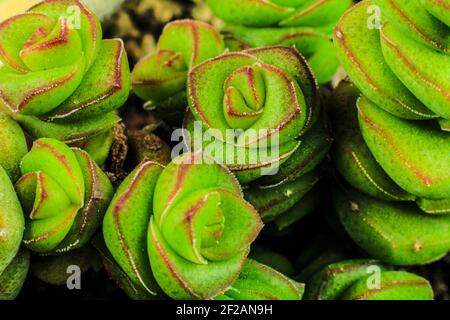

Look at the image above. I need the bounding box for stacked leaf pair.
[330,0,450,266]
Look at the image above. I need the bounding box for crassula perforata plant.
[15,138,113,254]
[329,0,450,265]
[0,0,131,144]
[184,45,331,231]
[131,19,225,123]
[206,0,353,84]
[102,152,303,300]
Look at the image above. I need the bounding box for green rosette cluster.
[304,259,433,300]
[15,138,114,254]
[103,152,303,300]
[206,0,353,84]
[0,0,131,143]
[331,0,450,265]
[185,46,331,231]
[131,19,225,123]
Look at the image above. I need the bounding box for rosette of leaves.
[330,0,450,268]
[184,46,331,231]
[102,152,303,300]
[206,0,353,84]
[15,138,114,254]
[0,0,131,144]
[131,19,225,124]
[304,259,434,300]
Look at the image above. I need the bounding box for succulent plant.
[132,19,225,124]
[185,46,321,182]
[15,138,114,254]
[0,0,131,144]
[206,0,353,84]
[305,259,433,300]
[183,45,330,231]
[102,152,303,299]
[1,0,448,302]
[330,0,450,266]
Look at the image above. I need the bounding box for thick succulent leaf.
[258,113,331,186]
[420,0,450,27]
[0,57,85,115]
[374,0,450,53]
[147,216,249,300]
[0,112,27,182]
[22,205,78,253]
[380,22,450,119]
[440,118,450,131]
[158,19,225,67]
[93,235,164,300]
[280,0,353,28]
[15,171,72,220]
[358,97,450,199]
[206,0,294,27]
[245,169,321,222]
[219,259,304,300]
[103,162,164,297]
[342,271,433,300]
[43,39,131,121]
[304,259,389,300]
[333,1,436,120]
[132,50,187,102]
[20,17,83,71]
[329,82,413,201]
[0,249,30,300]
[0,165,24,275]
[334,187,450,265]
[29,0,102,69]
[417,198,450,215]
[132,20,224,104]
[54,149,113,253]
[20,138,85,205]
[16,111,120,142]
[0,12,55,72]
[79,128,115,166]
